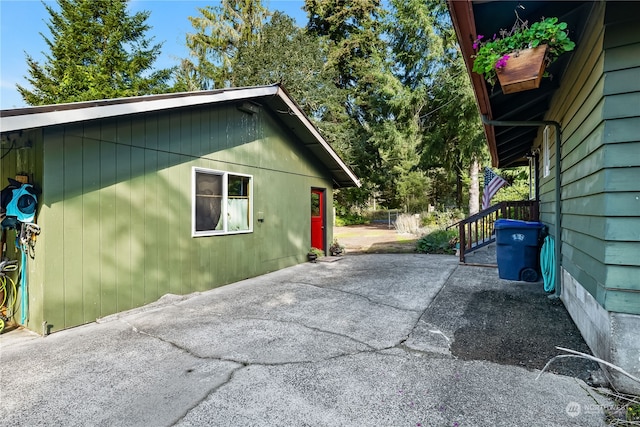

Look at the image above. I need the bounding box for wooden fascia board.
[447,0,500,167]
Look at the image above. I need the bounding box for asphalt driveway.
[0,254,610,426]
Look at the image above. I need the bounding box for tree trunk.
[455,158,463,209]
[469,157,480,215]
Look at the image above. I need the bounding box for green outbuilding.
[0,84,360,334]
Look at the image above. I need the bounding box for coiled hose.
[540,235,555,292]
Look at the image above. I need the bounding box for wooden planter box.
[497,44,548,94]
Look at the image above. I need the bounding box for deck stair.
[451,201,539,265]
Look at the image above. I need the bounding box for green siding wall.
[33,103,334,332]
[0,129,44,333]
[539,2,640,315]
[599,5,640,313]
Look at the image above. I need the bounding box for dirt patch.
[450,289,600,379]
[419,269,603,384]
[333,223,418,254]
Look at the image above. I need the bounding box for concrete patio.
[0,254,611,426]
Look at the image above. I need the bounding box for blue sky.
[0,0,307,109]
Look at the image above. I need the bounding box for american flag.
[482,167,508,210]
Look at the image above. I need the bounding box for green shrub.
[627,403,640,421]
[416,229,458,255]
[420,209,464,228]
[335,213,369,226]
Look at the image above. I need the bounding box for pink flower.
[473,34,484,50]
[495,54,510,69]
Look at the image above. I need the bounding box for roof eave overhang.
[0,85,360,189]
[270,85,361,189]
[447,1,592,169]
[447,0,500,167]
[0,86,280,132]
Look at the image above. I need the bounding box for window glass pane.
[311,192,321,216]
[195,172,223,232]
[227,175,250,231]
[228,175,249,197]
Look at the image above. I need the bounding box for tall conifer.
[18,0,171,105]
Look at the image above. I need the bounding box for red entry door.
[311,189,324,251]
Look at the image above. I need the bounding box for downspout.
[481,116,562,298]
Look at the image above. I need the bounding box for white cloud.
[0,79,18,89]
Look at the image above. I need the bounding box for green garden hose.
[20,242,28,325]
[540,235,555,292]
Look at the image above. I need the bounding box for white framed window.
[192,167,253,237]
[529,155,535,200]
[543,125,551,178]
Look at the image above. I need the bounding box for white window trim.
[192,167,253,237]
[543,125,551,178]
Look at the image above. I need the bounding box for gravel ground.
[334,223,418,253]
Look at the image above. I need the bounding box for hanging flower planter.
[471,15,575,94]
[496,44,548,94]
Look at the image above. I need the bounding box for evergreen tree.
[419,59,486,210]
[386,0,487,212]
[386,0,443,89]
[231,11,355,167]
[305,0,404,208]
[233,12,336,116]
[181,0,488,214]
[305,0,385,89]
[18,0,172,105]
[184,0,271,89]
[172,59,204,93]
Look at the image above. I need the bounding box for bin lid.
[494,219,544,229]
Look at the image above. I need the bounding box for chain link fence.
[368,209,400,229]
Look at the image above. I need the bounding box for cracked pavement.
[0,254,611,426]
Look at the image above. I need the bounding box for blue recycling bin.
[494,219,544,282]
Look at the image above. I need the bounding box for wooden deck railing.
[451,200,539,264]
